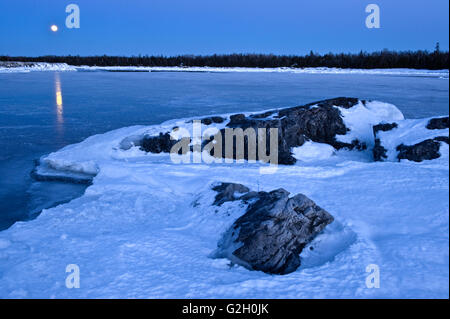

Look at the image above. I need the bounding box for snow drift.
[0,61,448,78]
[0,62,77,73]
[0,98,448,298]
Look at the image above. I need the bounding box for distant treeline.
[1,50,449,69]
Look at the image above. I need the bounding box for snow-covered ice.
[0,62,448,78]
[76,66,450,78]
[0,62,77,73]
[0,101,448,298]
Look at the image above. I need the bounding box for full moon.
[50,25,58,32]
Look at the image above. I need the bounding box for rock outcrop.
[214,183,334,275]
[141,131,192,154]
[397,137,448,162]
[372,117,449,162]
[141,132,176,153]
[426,117,449,130]
[200,116,225,125]
[221,97,367,164]
[136,98,448,164]
[372,122,398,161]
[140,97,366,164]
[212,182,250,206]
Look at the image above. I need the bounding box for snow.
[0,102,448,298]
[0,62,448,78]
[336,100,405,148]
[76,66,449,78]
[376,117,449,161]
[0,62,77,73]
[292,141,335,162]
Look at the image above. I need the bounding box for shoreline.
[0,61,449,77]
[0,97,448,298]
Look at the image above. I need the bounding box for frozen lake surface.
[0,70,448,298]
[0,71,448,230]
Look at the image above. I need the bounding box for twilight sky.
[0,0,448,56]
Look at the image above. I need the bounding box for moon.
[50,25,58,32]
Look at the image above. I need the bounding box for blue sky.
[0,0,448,56]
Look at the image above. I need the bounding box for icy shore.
[0,61,448,78]
[0,99,448,298]
[0,61,77,73]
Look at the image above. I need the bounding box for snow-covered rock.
[139,97,403,165]
[211,182,251,206]
[292,141,336,162]
[214,184,334,274]
[373,116,449,162]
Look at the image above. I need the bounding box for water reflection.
[55,73,63,119]
[54,73,64,136]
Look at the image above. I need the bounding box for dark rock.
[140,97,366,165]
[212,182,250,206]
[308,97,362,109]
[373,140,388,162]
[201,116,225,125]
[212,116,225,123]
[201,118,212,125]
[228,114,246,125]
[216,187,334,275]
[434,136,449,144]
[277,103,348,146]
[238,191,261,203]
[372,120,448,162]
[223,97,363,164]
[372,122,398,161]
[396,138,445,162]
[141,132,190,154]
[206,125,297,165]
[426,117,449,130]
[185,116,225,125]
[373,122,398,135]
[333,139,367,151]
[249,110,277,119]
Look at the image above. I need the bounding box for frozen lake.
[0,70,448,230]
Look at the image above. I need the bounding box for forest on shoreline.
[1,50,449,70]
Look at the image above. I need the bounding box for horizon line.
[2,48,450,59]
